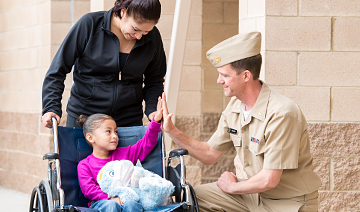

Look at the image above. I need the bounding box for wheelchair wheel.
[29,180,54,212]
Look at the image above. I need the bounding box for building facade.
[1,0,360,210]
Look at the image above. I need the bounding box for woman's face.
[119,9,156,40]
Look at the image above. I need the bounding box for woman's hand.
[153,96,163,123]
[41,112,60,128]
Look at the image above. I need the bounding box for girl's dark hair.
[113,0,161,24]
[77,114,115,138]
[230,53,262,80]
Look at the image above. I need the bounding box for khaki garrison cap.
[206,31,262,68]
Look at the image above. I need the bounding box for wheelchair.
[29,117,198,212]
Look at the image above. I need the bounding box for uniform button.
[245,145,249,149]
[245,162,249,167]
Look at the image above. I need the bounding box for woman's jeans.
[91,200,143,212]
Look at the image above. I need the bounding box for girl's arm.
[78,160,109,202]
[120,119,161,164]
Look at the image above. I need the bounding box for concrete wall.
[1,0,360,211]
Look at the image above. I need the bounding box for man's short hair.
[230,53,262,80]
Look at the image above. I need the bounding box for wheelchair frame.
[29,117,198,212]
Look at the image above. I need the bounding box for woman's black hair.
[113,0,161,24]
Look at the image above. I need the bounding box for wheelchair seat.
[29,121,197,212]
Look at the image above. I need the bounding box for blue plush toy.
[97,160,174,210]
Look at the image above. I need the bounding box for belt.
[290,190,319,201]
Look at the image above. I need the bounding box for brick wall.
[1,0,360,210]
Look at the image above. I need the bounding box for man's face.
[216,64,244,98]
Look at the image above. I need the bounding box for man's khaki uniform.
[197,82,321,212]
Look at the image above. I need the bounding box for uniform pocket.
[249,140,265,156]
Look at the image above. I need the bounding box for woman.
[42,0,166,128]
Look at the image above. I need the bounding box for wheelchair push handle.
[51,116,60,154]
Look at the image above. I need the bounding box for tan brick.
[185,166,202,187]
[308,123,360,157]
[201,90,223,113]
[74,0,90,22]
[271,86,330,121]
[200,134,212,142]
[204,0,238,2]
[201,156,235,177]
[332,87,360,122]
[265,17,331,51]
[333,157,360,190]
[319,192,360,212]
[190,0,202,15]
[51,1,71,23]
[176,91,201,116]
[157,14,173,40]
[224,96,231,109]
[299,52,360,86]
[301,0,360,16]
[224,2,239,24]
[0,150,9,169]
[17,113,39,133]
[187,15,202,41]
[175,116,201,140]
[203,2,223,24]
[179,66,201,91]
[0,112,16,131]
[204,68,221,90]
[27,25,42,47]
[312,157,329,190]
[203,24,239,46]
[39,1,51,25]
[333,17,360,51]
[0,130,17,150]
[184,155,202,166]
[202,112,221,133]
[51,23,71,45]
[160,0,175,15]
[183,40,201,65]
[202,45,213,67]
[264,51,297,86]
[162,39,170,58]
[104,0,114,11]
[265,0,298,16]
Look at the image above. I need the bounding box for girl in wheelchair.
[77,97,163,212]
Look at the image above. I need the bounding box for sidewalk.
[0,186,30,211]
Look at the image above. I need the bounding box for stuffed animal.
[97,160,174,210]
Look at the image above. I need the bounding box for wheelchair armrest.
[169,149,188,158]
[43,152,59,160]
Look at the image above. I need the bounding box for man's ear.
[243,70,251,82]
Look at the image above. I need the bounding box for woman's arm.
[42,14,91,122]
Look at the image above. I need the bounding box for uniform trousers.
[194,182,318,212]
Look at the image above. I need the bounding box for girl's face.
[119,9,156,40]
[88,119,119,154]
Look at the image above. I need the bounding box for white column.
[164,0,192,152]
